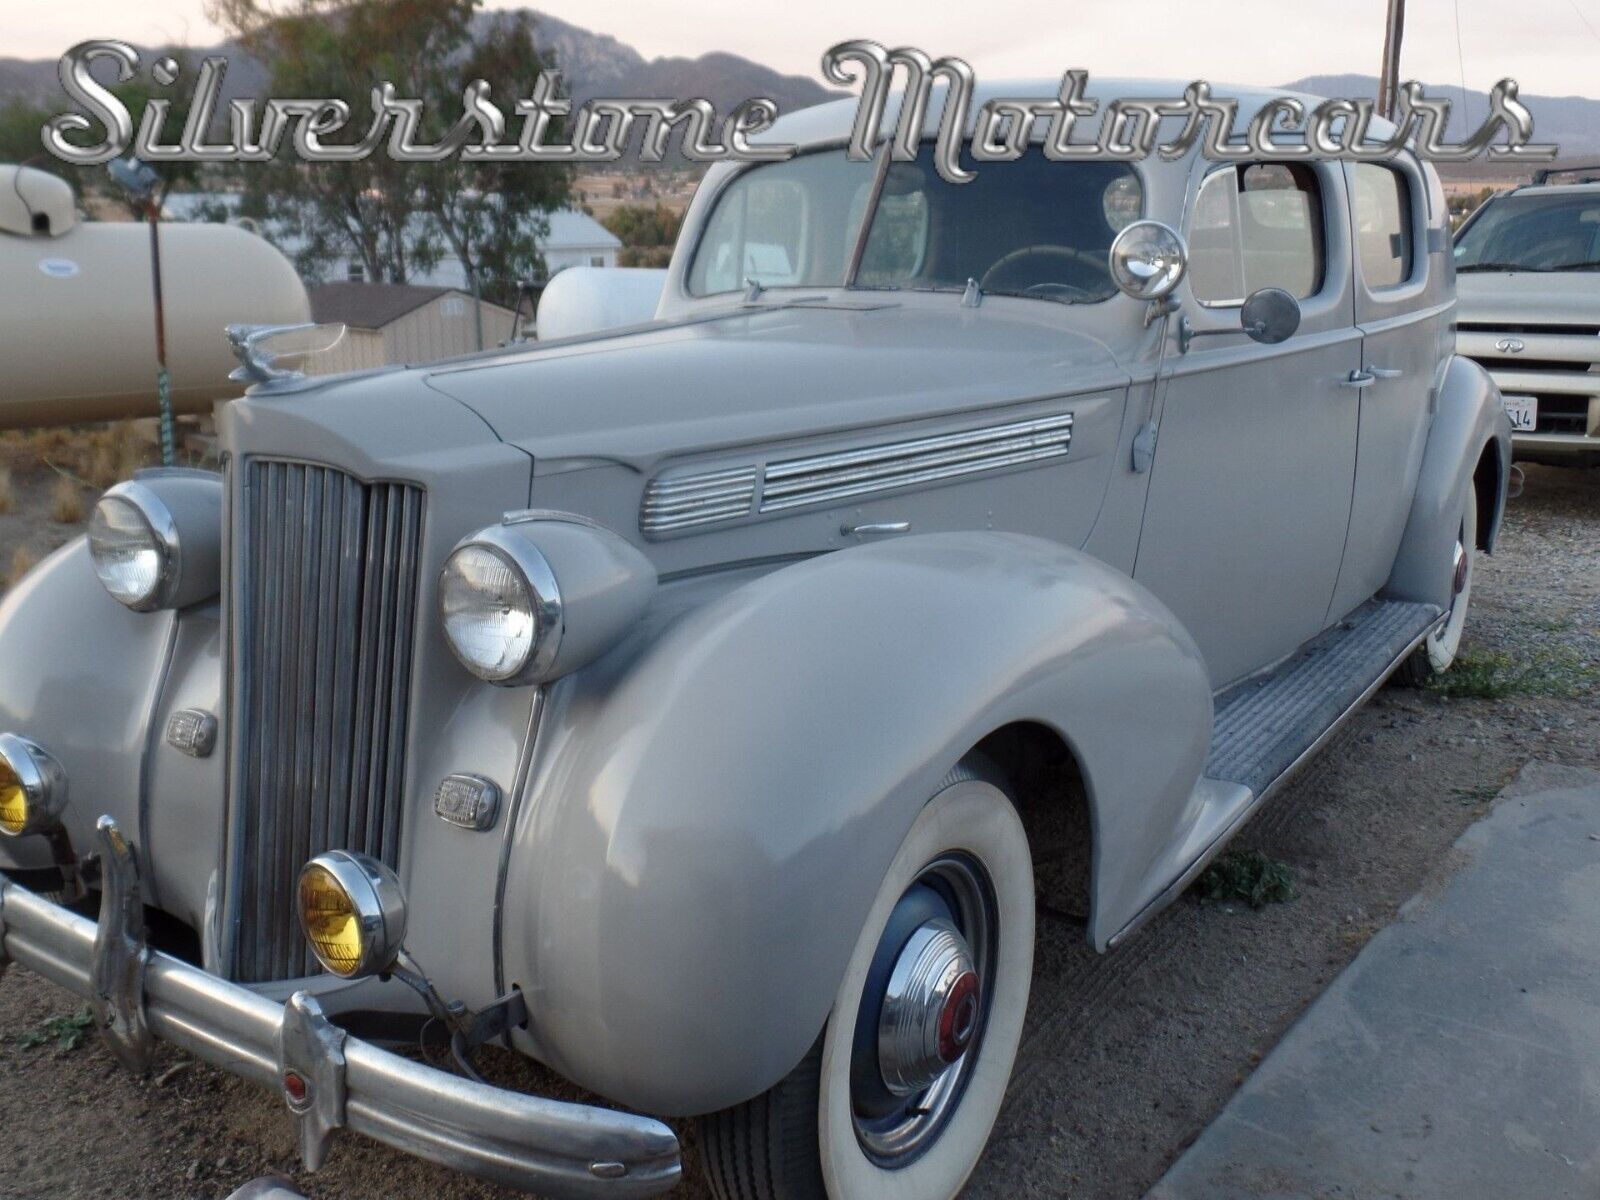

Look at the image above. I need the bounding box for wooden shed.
[307,282,519,373]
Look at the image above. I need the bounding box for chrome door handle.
[1340,370,1376,389]
[1365,365,1404,379]
[842,521,910,538]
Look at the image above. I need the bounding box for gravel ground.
[1,458,1596,1200]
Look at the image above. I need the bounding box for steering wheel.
[979,244,1108,294]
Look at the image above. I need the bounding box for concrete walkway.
[1149,761,1600,1200]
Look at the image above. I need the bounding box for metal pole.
[145,198,175,466]
[1378,0,1406,120]
[470,263,484,352]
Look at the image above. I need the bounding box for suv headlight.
[88,471,222,611]
[440,514,656,687]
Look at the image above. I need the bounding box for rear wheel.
[1397,487,1477,687]
[700,759,1034,1200]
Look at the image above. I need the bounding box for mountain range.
[0,10,838,130]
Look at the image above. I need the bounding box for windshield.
[687,147,1144,304]
[1454,192,1600,272]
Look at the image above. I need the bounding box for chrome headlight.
[0,733,67,838]
[296,850,408,979]
[440,515,656,688]
[88,470,222,612]
[439,528,561,685]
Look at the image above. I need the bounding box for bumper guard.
[0,818,681,1198]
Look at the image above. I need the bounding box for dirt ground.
[0,451,1596,1200]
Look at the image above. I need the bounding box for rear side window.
[1352,163,1413,288]
[1190,162,1326,305]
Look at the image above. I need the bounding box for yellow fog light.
[0,733,67,837]
[296,850,407,979]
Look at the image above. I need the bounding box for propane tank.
[0,165,309,428]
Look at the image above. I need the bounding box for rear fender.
[499,532,1212,1115]
[1385,354,1510,606]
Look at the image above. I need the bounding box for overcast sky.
[10,0,1599,98]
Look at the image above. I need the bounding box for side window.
[1351,163,1413,288]
[1189,169,1245,305]
[691,177,808,294]
[1238,163,1323,299]
[1190,163,1326,305]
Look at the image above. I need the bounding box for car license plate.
[1503,394,1537,432]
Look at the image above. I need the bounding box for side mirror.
[1239,287,1301,344]
[1178,287,1303,353]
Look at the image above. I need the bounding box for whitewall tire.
[1399,487,1476,686]
[700,760,1035,1200]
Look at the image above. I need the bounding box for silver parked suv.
[1455,165,1600,467]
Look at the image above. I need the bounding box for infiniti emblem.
[1495,337,1526,353]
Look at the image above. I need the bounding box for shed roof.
[311,282,464,330]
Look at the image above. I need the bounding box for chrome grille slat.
[760,426,1076,501]
[638,467,758,537]
[760,414,1073,513]
[234,461,424,982]
[763,414,1075,481]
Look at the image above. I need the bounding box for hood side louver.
[640,412,1075,538]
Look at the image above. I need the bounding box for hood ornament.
[1494,336,1526,353]
[227,322,347,392]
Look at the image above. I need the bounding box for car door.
[1134,159,1362,688]
[1325,155,1445,619]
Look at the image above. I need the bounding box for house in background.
[160,195,622,287]
[306,282,518,373]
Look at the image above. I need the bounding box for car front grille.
[231,459,425,982]
[1459,323,1600,438]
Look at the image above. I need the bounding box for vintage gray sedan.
[0,81,1508,1200]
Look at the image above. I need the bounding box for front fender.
[501,532,1212,1115]
[1385,354,1510,606]
[0,540,179,885]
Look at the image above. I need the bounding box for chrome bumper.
[0,819,681,1198]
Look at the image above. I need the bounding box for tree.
[207,0,571,297]
[602,203,684,269]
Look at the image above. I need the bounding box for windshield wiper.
[1548,260,1600,271]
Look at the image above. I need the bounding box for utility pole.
[1377,0,1406,119]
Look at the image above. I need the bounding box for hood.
[423,299,1125,473]
[1455,271,1600,327]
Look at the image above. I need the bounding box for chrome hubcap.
[877,918,981,1095]
[1452,540,1469,596]
[850,854,996,1166]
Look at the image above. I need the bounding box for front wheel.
[700,760,1035,1200]
[1397,486,1477,687]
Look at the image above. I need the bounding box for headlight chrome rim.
[439,525,563,687]
[1108,219,1189,302]
[0,732,67,838]
[89,480,180,611]
[296,849,408,979]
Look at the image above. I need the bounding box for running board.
[1205,598,1443,796]
[1105,598,1442,949]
